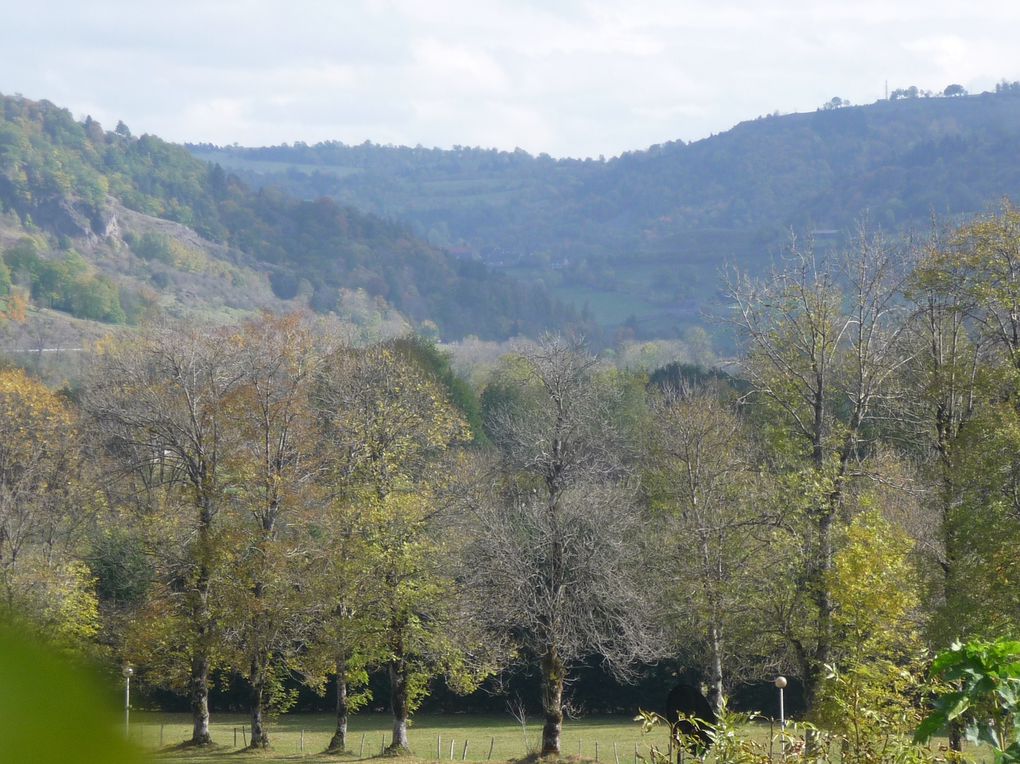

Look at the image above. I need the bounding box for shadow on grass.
[155,744,430,762]
[157,742,305,759]
[512,755,596,764]
[158,742,233,756]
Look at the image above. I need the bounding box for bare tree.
[468,336,660,756]
[727,234,911,711]
[645,384,773,712]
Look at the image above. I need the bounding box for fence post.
[614,741,620,764]
[438,735,442,760]
[360,733,366,757]
[301,729,305,752]
[488,736,494,760]
[596,740,599,761]
[160,724,164,748]
[451,738,456,760]
[462,740,469,760]
[242,726,248,747]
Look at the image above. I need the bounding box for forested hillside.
[193,86,1020,337]
[0,94,579,341]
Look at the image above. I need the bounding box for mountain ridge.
[0,93,580,343]
[191,86,1020,338]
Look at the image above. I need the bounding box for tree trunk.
[327,658,349,752]
[387,657,411,752]
[948,719,963,752]
[188,549,213,746]
[938,445,964,755]
[707,623,724,715]
[805,504,836,712]
[797,382,835,719]
[188,495,215,746]
[248,659,270,749]
[793,497,838,718]
[703,532,724,716]
[540,645,565,756]
[189,651,212,746]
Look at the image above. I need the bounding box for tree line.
[5,207,1020,758]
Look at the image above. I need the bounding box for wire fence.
[122,713,673,760]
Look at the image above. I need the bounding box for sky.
[3,0,1020,158]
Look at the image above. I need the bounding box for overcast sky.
[3,1,1019,158]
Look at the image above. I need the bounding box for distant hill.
[191,86,1020,339]
[0,94,580,343]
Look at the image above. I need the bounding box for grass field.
[123,712,992,763]
[131,712,670,763]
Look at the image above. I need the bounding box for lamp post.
[123,665,134,738]
[774,676,787,758]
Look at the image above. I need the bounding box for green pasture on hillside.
[189,151,364,179]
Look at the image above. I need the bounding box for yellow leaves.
[0,288,28,323]
[0,369,79,498]
[48,561,101,644]
[829,508,920,658]
[1,557,100,648]
[0,368,70,415]
[320,342,469,493]
[817,509,928,753]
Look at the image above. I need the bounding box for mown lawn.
[132,712,668,762]
[124,712,992,763]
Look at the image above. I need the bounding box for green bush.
[2,239,126,323]
[916,639,1020,762]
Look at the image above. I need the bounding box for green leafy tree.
[302,501,387,754]
[314,342,487,752]
[0,257,11,297]
[912,207,1020,642]
[2,238,125,322]
[900,233,983,657]
[817,508,928,762]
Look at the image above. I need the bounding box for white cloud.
[411,38,511,95]
[3,1,1020,156]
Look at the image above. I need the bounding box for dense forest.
[7,207,1020,759]
[0,94,581,341]
[193,83,1020,337]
